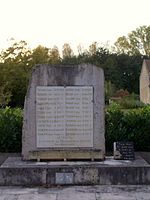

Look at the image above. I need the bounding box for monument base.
[28,149,104,161]
[0,156,150,186]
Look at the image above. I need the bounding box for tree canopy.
[115,25,150,57]
[0,25,149,107]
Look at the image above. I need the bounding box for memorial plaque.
[36,86,93,148]
[114,141,135,160]
[55,173,74,184]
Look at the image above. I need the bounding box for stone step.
[0,156,150,186]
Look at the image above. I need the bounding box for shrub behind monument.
[106,104,150,152]
[0,107,22,152]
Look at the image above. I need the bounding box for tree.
[89,42,98,55]
[114,25,150,57]
[31,45,50,65]
[49,46,61,64]
[62,43,74,59]
[110,54,142,94]
[86,45,110,67]
[0,84,11,108]
[77,43,87,55]
[0,40,32,107]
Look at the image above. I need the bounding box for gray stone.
[0,195,19,200]
[74,168,99,184]
[0,185,150,200]
[55,173,74,184]
[96,193,136,200]
[22,64,105,160]
[0,156,150,186]
[0,168,47,186]
[57,191,96,200]
[0,187,38,195]
[18,194,57,200]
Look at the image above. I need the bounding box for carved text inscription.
[36,86,93,148]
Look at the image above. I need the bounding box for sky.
[0,0,150,53]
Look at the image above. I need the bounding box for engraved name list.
[36,86,93,148]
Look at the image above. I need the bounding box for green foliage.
[31,45,50,65]
[49,46,61,64]
[118,94,145,109]
[0,41,32,107]
[115,25,150,56]
[106,105,150,152]
[107,54,142,94]
[0,107,22,152]
[110,92,146,109]
[0,30,146,107]
[62,43,74,59]
[105,81,117,104]
[0,84,12,108]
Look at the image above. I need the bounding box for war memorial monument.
[22,64,105,161]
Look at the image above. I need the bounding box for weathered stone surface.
[0,168,47,186]
[18,194,57,200]
[22,64,105,160]
[1,185,150,200]
[57,191,96,200]
[73,167,99,184]
[1,156,150,186]
[55,173,74,184]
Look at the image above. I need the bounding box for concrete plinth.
[0,156,150,186]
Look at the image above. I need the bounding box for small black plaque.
[114,141,135,160]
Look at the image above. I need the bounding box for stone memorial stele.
[22,64,105,161]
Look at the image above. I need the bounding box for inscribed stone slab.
[22,64,105,160]
[36,86,93,148]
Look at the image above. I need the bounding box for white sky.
[0,0,149,53]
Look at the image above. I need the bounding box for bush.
[106,105,150,152]
[0,107,22,152]
[118,94,145,109]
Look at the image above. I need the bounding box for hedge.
[106,104,150,152]
[0,107,22,152]
[0,105,150,152]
